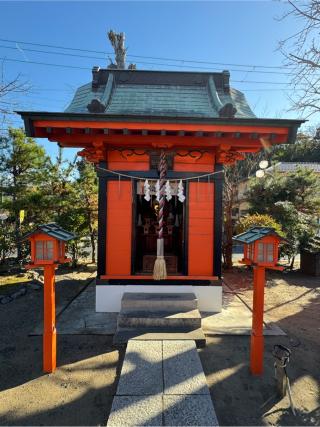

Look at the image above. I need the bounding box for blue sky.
[0,1,312,159]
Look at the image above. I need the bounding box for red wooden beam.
[46,134,278,151]
[33,119,290,135]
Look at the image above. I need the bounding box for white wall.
[96,284,222,313]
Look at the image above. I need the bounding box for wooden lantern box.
[23,223,75,268]
[233,226,285,270]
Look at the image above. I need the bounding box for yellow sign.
[19,210,25,224]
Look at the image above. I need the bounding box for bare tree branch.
[279,1,320,117]
[288,0,320,23]
[0,62,30,131]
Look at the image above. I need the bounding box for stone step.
[117,309,201,329]
[121,292,198,312]
[113,327,206,348]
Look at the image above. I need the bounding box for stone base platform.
[96,280,223,313]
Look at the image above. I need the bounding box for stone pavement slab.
[107,395,163,426]
[107,340,219,426]
[116,340,163,396]
[30,283,117,336]
[163,395,219,426]
[113,327,206,347]
[163,340,209,395]
[202,285,285,336]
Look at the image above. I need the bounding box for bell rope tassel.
[153,150,167,280]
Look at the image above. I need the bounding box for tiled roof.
[267,162,320,173]
[232,226,282,244]
[65,69,256,119]
[22,223,76,241]
[106,84,215,117]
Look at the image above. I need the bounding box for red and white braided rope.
[158,150,167,240]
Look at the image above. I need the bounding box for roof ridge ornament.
[219,102,237,118]
[88,73,114,112]
[222,70,230,93]
[108,30,126,69]
[92,66,100,88]
[107,30,136,70]
[87,98,106,113]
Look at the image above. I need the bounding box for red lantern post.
[22,223,75,373]
[233,227,285,375]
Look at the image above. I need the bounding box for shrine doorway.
[133,187,186,276]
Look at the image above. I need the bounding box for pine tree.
[0,128,49,261]
[75,160,98,263]
[247,167,320,267]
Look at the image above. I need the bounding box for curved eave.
[16,111,305,145]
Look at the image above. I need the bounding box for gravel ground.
[0,266,319,426]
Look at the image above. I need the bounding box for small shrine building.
[18,68,303,312]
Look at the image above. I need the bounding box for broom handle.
[158,150,166,241]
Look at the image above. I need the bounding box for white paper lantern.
[259,160,269,170]
[256,169,265,178]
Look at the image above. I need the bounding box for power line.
[0,56,297,86]
[0,44,299,76]
[0,56,90,71]
[16,94,67,102]
[0,37,291,70]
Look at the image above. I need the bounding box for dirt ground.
[0,265,319,426]
[200,268,320,426]
[0,267,125,426]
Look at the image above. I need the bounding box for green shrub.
[236,213,283,236]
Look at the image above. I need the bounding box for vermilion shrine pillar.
[43,264,57,373]
[250,265,265,375]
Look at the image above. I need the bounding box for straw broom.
[153,150,167,280]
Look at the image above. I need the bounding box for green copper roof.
[22,223,76,242]
[65,69,256,119]
[232,227,283,244]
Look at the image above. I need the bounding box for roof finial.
[107,30,136,70]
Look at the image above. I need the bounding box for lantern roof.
[233,226,283,244]
[64,68,255,119]
[22,223,76,242]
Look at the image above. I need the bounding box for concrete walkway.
[107,340,219,426]
[30,282,284,336]
[202,288,285,336]
[30,283,117,335]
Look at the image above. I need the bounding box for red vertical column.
[106,181,132,275]
[43,264,56,373]
[250,265,265,375]
[188,182,214,276]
